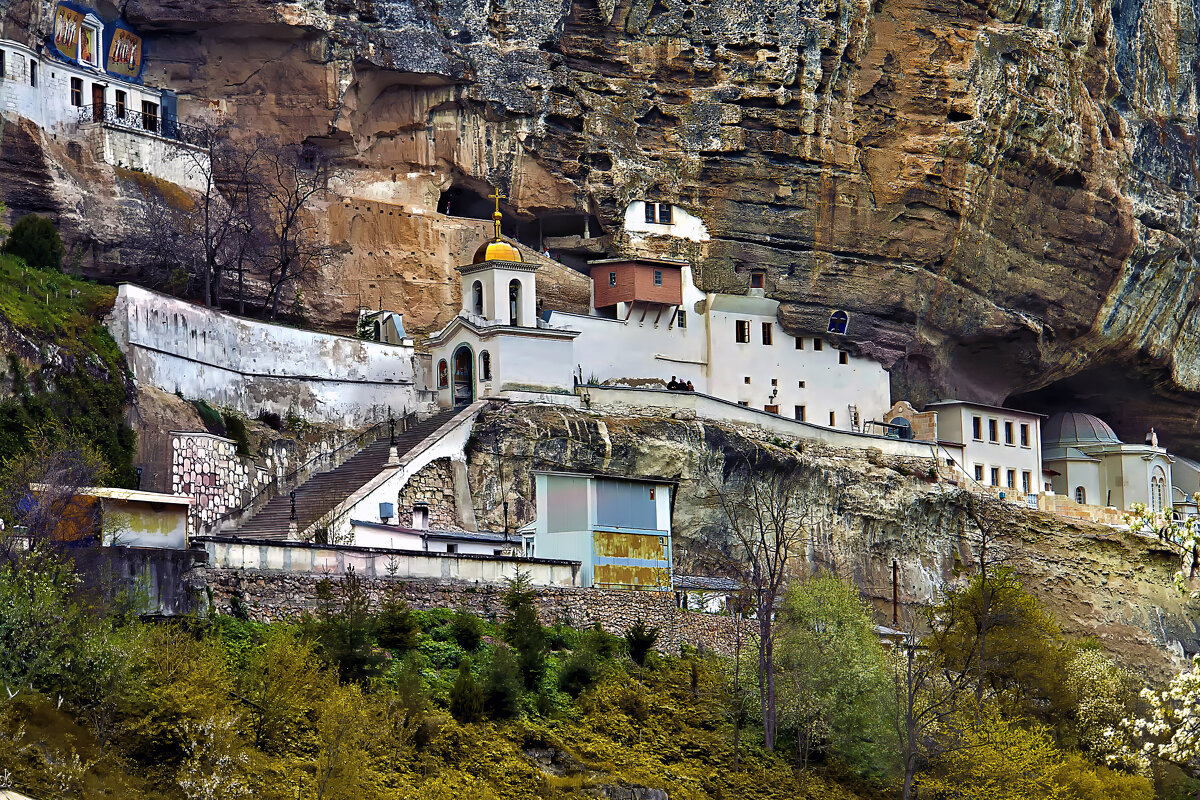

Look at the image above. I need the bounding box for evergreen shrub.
[2,214,64,271]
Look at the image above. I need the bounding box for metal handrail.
[204,411,416,534]
[76,103,211,148]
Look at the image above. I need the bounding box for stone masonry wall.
[172,432,267,532]
[395,457,461,530]
[201,568,751,657]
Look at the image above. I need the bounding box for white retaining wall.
[196,536,581,586]
[108,284,426,426]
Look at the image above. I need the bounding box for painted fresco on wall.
[79,24,97,65]
[53,4,83,53]
[106,26,142,78]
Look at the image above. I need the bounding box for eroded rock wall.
[3,0,1200,449]
[467,402,1200,678]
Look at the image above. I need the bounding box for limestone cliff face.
[2,0,1199,448]
[467,402,1199,678]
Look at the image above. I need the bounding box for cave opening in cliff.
[1007,361,1200,460]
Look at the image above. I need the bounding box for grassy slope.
[0,253,136,485]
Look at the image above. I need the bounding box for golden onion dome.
[473,239,523,263]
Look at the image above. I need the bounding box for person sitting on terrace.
[666,376,679,390]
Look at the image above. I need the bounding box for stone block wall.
[201,568,751,657]
[396,457,461,530]
[172,432,267,531]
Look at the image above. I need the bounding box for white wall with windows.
[623,201,710,242]
[931,402,1044,499]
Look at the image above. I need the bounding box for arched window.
[479,350,492,381]
[828,310,849,335]
[437,359,449,389]
[472,280,483,316]
[1151,466,1167,513]
[1074,486,1086,505]
[509,279,522,326]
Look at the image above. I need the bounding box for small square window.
[798,380,805,388]
[795,405,805,421]
[838,351,848,365]
[795,336,804,350]
[446,543,457,554]
[609,271,616,287]
[654,269,663,286]
[750,271,765,289]
[738,400,749,407]
[770,378,777,386]
[813,339,823,351]
[677,309,686,328]
[761,322,772,345]
[744,376,751,384]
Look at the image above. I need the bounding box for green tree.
[234,626,329,752]
[928,568,1068,719]
[449,610,483,651]
[624,619,659,667]
[502,570,546,689]
[0,550,85,697]
[307,569,385,683]
[777,572,895,773]
[449,658,483,723]
[483,646,522,719]
[2,214,64,271]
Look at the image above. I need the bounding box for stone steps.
[234,409,458,540]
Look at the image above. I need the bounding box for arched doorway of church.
[453,345,474,406]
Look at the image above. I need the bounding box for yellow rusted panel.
[593,530,667,560]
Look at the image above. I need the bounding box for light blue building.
[526,470,674,590]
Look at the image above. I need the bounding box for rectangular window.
[1021,471,1031,493]
[609,271,616,287]
[29,62,35,87]
[988,419,998,442]
[654,270,663,286]
[1007,469,1016,489]
[735,320,750,343]
[798,380,805,388]
[142,100,158,133]
[1020,423,1029,447]
[813,339,823,351]
[972,416,982,440]
[738,401,749,407]
[770,378,777,386]
[644,202,656,224]
[750,271,765,289]
[761,322,772,345]
[974,464,984,481]
[676,309,686,328]
[990,467,1000,486]
[795,336,804,350]
[743,376,751,384]
[445,543,457,554]
[658,204,672,224]
[1004,421,1014,445]
[795,406,806,422]
[70,77,82,107]
[838,351,848,365]
[829,411,836,426]
[0,50,6,79]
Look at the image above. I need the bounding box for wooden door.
[91,84,104,121]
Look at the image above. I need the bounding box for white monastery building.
[924,401,1045,500]
[0,2,207,189]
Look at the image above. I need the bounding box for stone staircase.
[234,409,459,540]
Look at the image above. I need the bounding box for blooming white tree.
[1109,656,1200,785]
[1124,501,1200,597]
[176,713,251,800]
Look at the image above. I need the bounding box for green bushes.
[624,619,659,666]
[2,214,64,271]
[222,411,251,455]
[449,658,483,723]
[449,610,484,651]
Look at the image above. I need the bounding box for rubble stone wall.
[396,457,462,530]
[201,567,751,657]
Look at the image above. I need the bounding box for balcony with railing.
[77,103,210,149]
